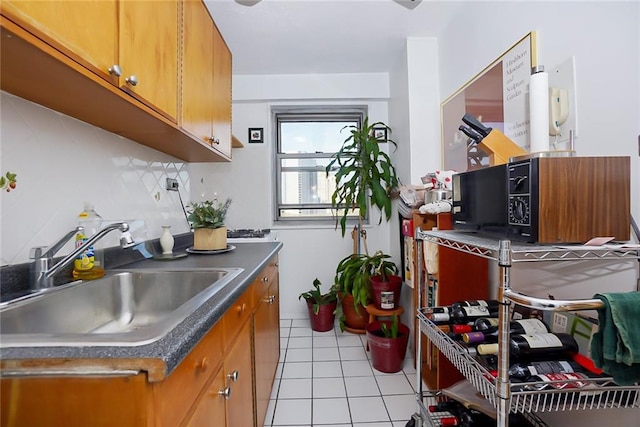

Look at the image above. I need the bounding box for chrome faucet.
[30,221,136,290]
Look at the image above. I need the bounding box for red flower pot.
[366,320,410,373]
[306,300,337,332]
[370,274,403,310]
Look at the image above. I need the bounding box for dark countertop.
[0,241,283,382]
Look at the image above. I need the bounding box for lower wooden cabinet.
[253,274,280,426]
[185,368,226,427]
[0,256,281,427]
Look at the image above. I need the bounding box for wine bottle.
[450,305,499,324]
[452,324,475,334]
[508,360,582,380]
[428,401,459,413]
[473,317,500,331]
[452,299,500,310]
[462,319,550,344]
[510,333,578,358]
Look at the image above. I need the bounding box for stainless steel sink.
[0,268,243,347]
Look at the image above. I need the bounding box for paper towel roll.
[529,66,550,153]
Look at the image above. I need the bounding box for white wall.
[0,92,191,266]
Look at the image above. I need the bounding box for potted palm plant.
[326,117,400,331]
[299,278,338,332]
[187,198,232,250]
[366,314,410,373]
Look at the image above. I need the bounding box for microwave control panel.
[507,160,537,233]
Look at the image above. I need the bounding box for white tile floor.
[264,318,418,427]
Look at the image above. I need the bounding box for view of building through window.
[274,110,365,223]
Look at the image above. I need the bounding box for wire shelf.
[418,309,640,414]
[416,230,640,263]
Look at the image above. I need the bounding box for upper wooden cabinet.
[0,0,118,82]
[118,0,179,121]
[182,0,232,158]
[2,0,178,121]
[0,0,231,162]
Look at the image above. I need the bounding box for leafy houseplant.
[187,198,231,250]
[326,117,400,331]
[299,278,338,332]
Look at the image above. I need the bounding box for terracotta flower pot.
[370,274,403,310]
[366,320,410,373]
[340,293,368,331]
[306,300,337,332]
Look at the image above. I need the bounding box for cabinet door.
[182,0,214,144]
[253,280,280,426]
[1,0,118,82]
[224,319,254,427]
[185,368,226,427]
[119,0,179,120]
[211,21,232,158]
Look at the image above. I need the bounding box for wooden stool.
[365,304,404,325]
[364,304,404,350]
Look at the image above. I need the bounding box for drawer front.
[222,286,253,350]
[252,256,279,305]
[152,321,224,427]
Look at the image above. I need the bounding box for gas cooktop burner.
[227,228,271,239]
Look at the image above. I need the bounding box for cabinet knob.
[227,370,239,382]
[218,387,231,400]
[262,276,269,283]
[108,64,122,76]
[207,136,220,145]
[236,303,247,314]
[262,295,275,304]
[195,357,208,372]
[125,75,138,86]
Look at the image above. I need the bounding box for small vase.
[160,225,174,254]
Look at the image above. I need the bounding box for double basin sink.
[0,268,243,348]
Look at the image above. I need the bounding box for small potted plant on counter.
[187,198,232,250]
[366,314,410,373]
[299,278,338,332]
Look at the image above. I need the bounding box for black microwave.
[452,157,630,243]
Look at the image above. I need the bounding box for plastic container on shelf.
[72,203,104,280]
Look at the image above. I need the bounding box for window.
[274,108,366,224]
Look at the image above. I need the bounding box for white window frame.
[273,107,368,226]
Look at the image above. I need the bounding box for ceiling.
[204,0,461,75]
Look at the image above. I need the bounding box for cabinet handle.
[275,262,279,267]
[125,75,138,86]
[108,64,122,76]
[262,295,275,304]
[235,303,247,314]
[194,357,208,372]
[227,370,239,382]
[262,276,269,283]
[218,387,231,400]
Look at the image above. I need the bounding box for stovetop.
[227,228,271,239]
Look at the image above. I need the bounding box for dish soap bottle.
[72,203,105,280]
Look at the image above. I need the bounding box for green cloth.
[590,292,640,385]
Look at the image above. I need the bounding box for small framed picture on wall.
[248,128,264,143]
[372,127,388,142]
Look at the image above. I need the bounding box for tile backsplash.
[0,91,192,266]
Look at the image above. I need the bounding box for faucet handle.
[30,247,47,259]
